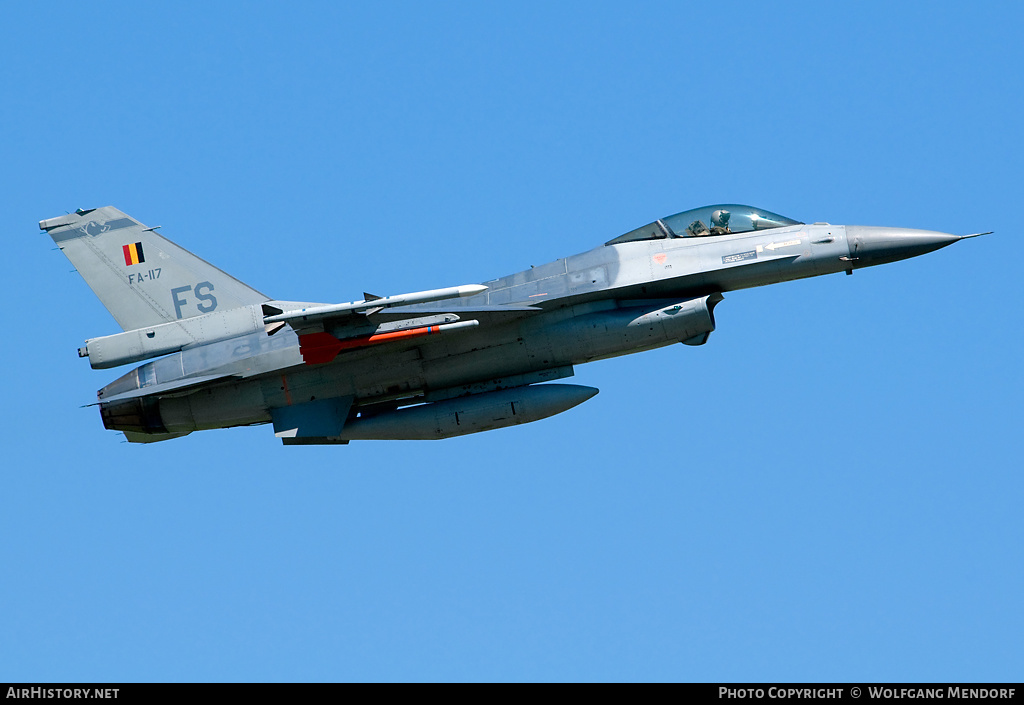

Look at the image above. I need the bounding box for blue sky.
[2,1,1021,682]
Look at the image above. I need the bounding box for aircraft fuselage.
[93,219,965,443]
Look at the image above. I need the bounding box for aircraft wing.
[264,302,540,330]
[262,284,541,365]
[262,283,541,335]
[366,304,541,326]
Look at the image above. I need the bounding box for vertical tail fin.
[41,207,268,331]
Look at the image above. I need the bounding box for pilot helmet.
[711,210,731,228]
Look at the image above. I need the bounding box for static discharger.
[299,320,480,365]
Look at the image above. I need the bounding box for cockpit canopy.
[605,204,802,246]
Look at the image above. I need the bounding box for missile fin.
[298,332,344,365]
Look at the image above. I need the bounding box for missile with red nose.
[299,320,480,365]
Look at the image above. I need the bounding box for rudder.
[41,206,268,331]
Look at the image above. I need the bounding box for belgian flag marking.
[122,242,145,266]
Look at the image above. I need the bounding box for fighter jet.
[40,204,987,444]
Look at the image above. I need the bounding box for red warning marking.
[281,375,293,406]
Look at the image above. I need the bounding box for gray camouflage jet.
[41,204,986,444]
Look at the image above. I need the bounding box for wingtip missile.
[365,283,488,308]
[264,284,490,324]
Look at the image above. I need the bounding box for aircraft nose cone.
[846,226,961,267]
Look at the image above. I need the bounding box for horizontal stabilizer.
[95,372,238,405]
